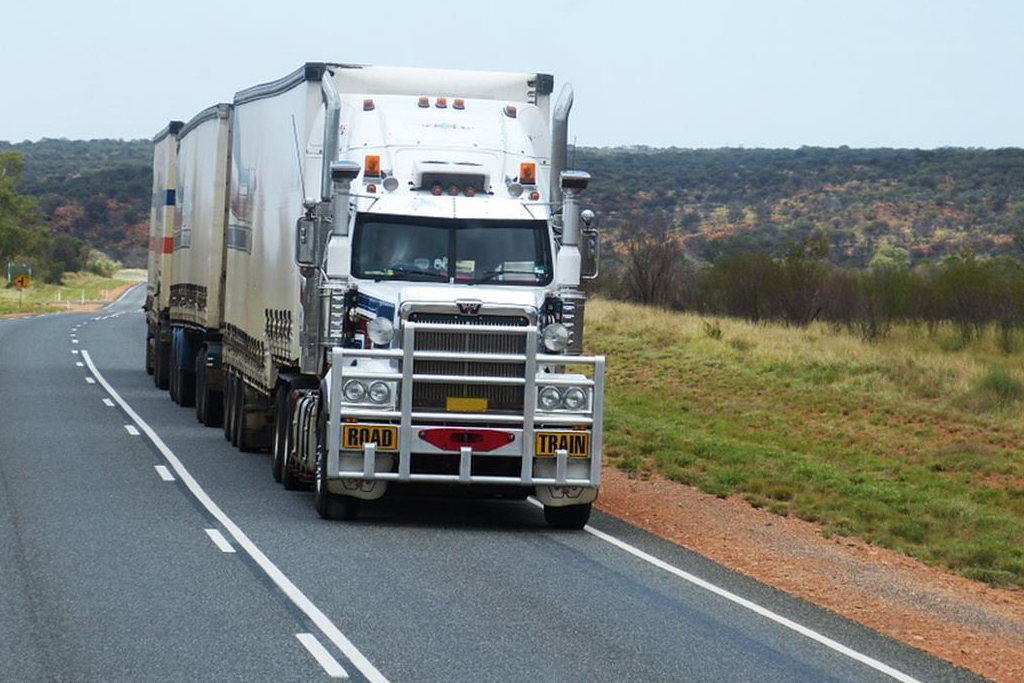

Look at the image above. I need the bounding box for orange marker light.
[453,99,465,110]
[363,98,375,111]
[504,105,517,118]
[418,96,430,108]
[436,97,447,108]
[519,162,537,185]
[364,155,381,177]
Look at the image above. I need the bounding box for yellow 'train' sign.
[13,275,29,289]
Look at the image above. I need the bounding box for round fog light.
[367,316,394,345]
[343,379,366,402]
[542,323,569,352]
[368,381,391,404]
[562,387,587,411]
[538,386,562,411]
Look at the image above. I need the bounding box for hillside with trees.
[4,139,1024,278]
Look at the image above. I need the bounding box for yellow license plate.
[341,425,398,452]
[535,431,590,458]
[446,397,488,413]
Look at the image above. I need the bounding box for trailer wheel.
[145,334,155,375]
[543,503,592,530]
[272,387,287,483]
[231,377,243,448]
[196,348,223,428]
[223,371,234,442]
[195,349,206,422]
[314,405,360,520]
[154,327,170,391]
[236,380,257,453]
[169,339,180,404]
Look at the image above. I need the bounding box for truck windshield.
[351,214,552,285]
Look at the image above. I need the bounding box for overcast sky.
[2,0,1022,148]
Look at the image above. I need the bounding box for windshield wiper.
[474,268,540,283]
[375,265,447,280]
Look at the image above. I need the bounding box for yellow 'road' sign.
[13,275,29,289]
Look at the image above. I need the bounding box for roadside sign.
[13,275,30,289]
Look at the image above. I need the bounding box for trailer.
[145,120,183,389]
[147,63,603,527]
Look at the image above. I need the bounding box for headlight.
[538,386,562,410]
[542,323,569,352]
[368,381,391,404]
[343,379,366,402]
[562,387,587,411]
[367,317,394,345]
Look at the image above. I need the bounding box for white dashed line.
[205,528,235,553]
[154,465,175,482]
[525,498,923,683]
[102,398,114,407]
[80,350,388,683]
[75,362,83,367]
[84,377,95,384]
[124,424,140,435]
[72,339,79,344]
[297,633,348,678]
[72,349,79,355]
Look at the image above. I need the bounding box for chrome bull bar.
[325,320,605,487]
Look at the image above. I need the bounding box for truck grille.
[409,313,528,413]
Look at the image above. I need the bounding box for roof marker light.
[448,185,459,196]
[366,184,377,193]
[363,98,374,111]
[436,97,447,108]
[432,184,443,196]
[504,105,517,118]
[465,186,476,197]
[364,155,381,177]
[529,190,540,200]
[519,162,537,185]
[453,99,465,110]
[418,96,429,108]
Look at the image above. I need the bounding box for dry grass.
[586,299,1024,586]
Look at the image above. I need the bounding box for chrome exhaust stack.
[549,83,574,225]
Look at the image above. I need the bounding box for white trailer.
[166,103,233,424]
[152,62,603,528]
[145,120,182,389]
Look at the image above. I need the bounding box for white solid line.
[526,499,922,683]
[76,362,83,367]
[124,424,139,435]
[205,528,235,553]
[154,465,175,482]
[80,350,388,683]
[297,633,348,678]
[102,398,114,407]
[85,377,95,384]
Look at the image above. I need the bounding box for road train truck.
[146,63,604,527]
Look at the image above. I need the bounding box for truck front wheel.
[313,406,360,520]
[543,503,592,530]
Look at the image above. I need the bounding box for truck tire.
[272,387,287,483]
[155,327,170,391]
[169,340,180,404]
[543,503,591,530]
[195,348,223,428]
[224,371,236,442]
[145,335,155,375]
[231,376,242,448]
[236,380,257,453]
[314,405,360,520]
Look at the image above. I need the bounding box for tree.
[0,151,50,270]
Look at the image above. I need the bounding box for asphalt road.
[0,285,994,683]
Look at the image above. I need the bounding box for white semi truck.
[146,62,604,527]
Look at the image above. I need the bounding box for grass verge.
[0,271,135,316]
[587,299,1024,587]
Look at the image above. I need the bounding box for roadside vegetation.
[0,270,137,316]
[588,299,1024,588]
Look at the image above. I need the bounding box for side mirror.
[580,209,600,280]
[295,214,316,269]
